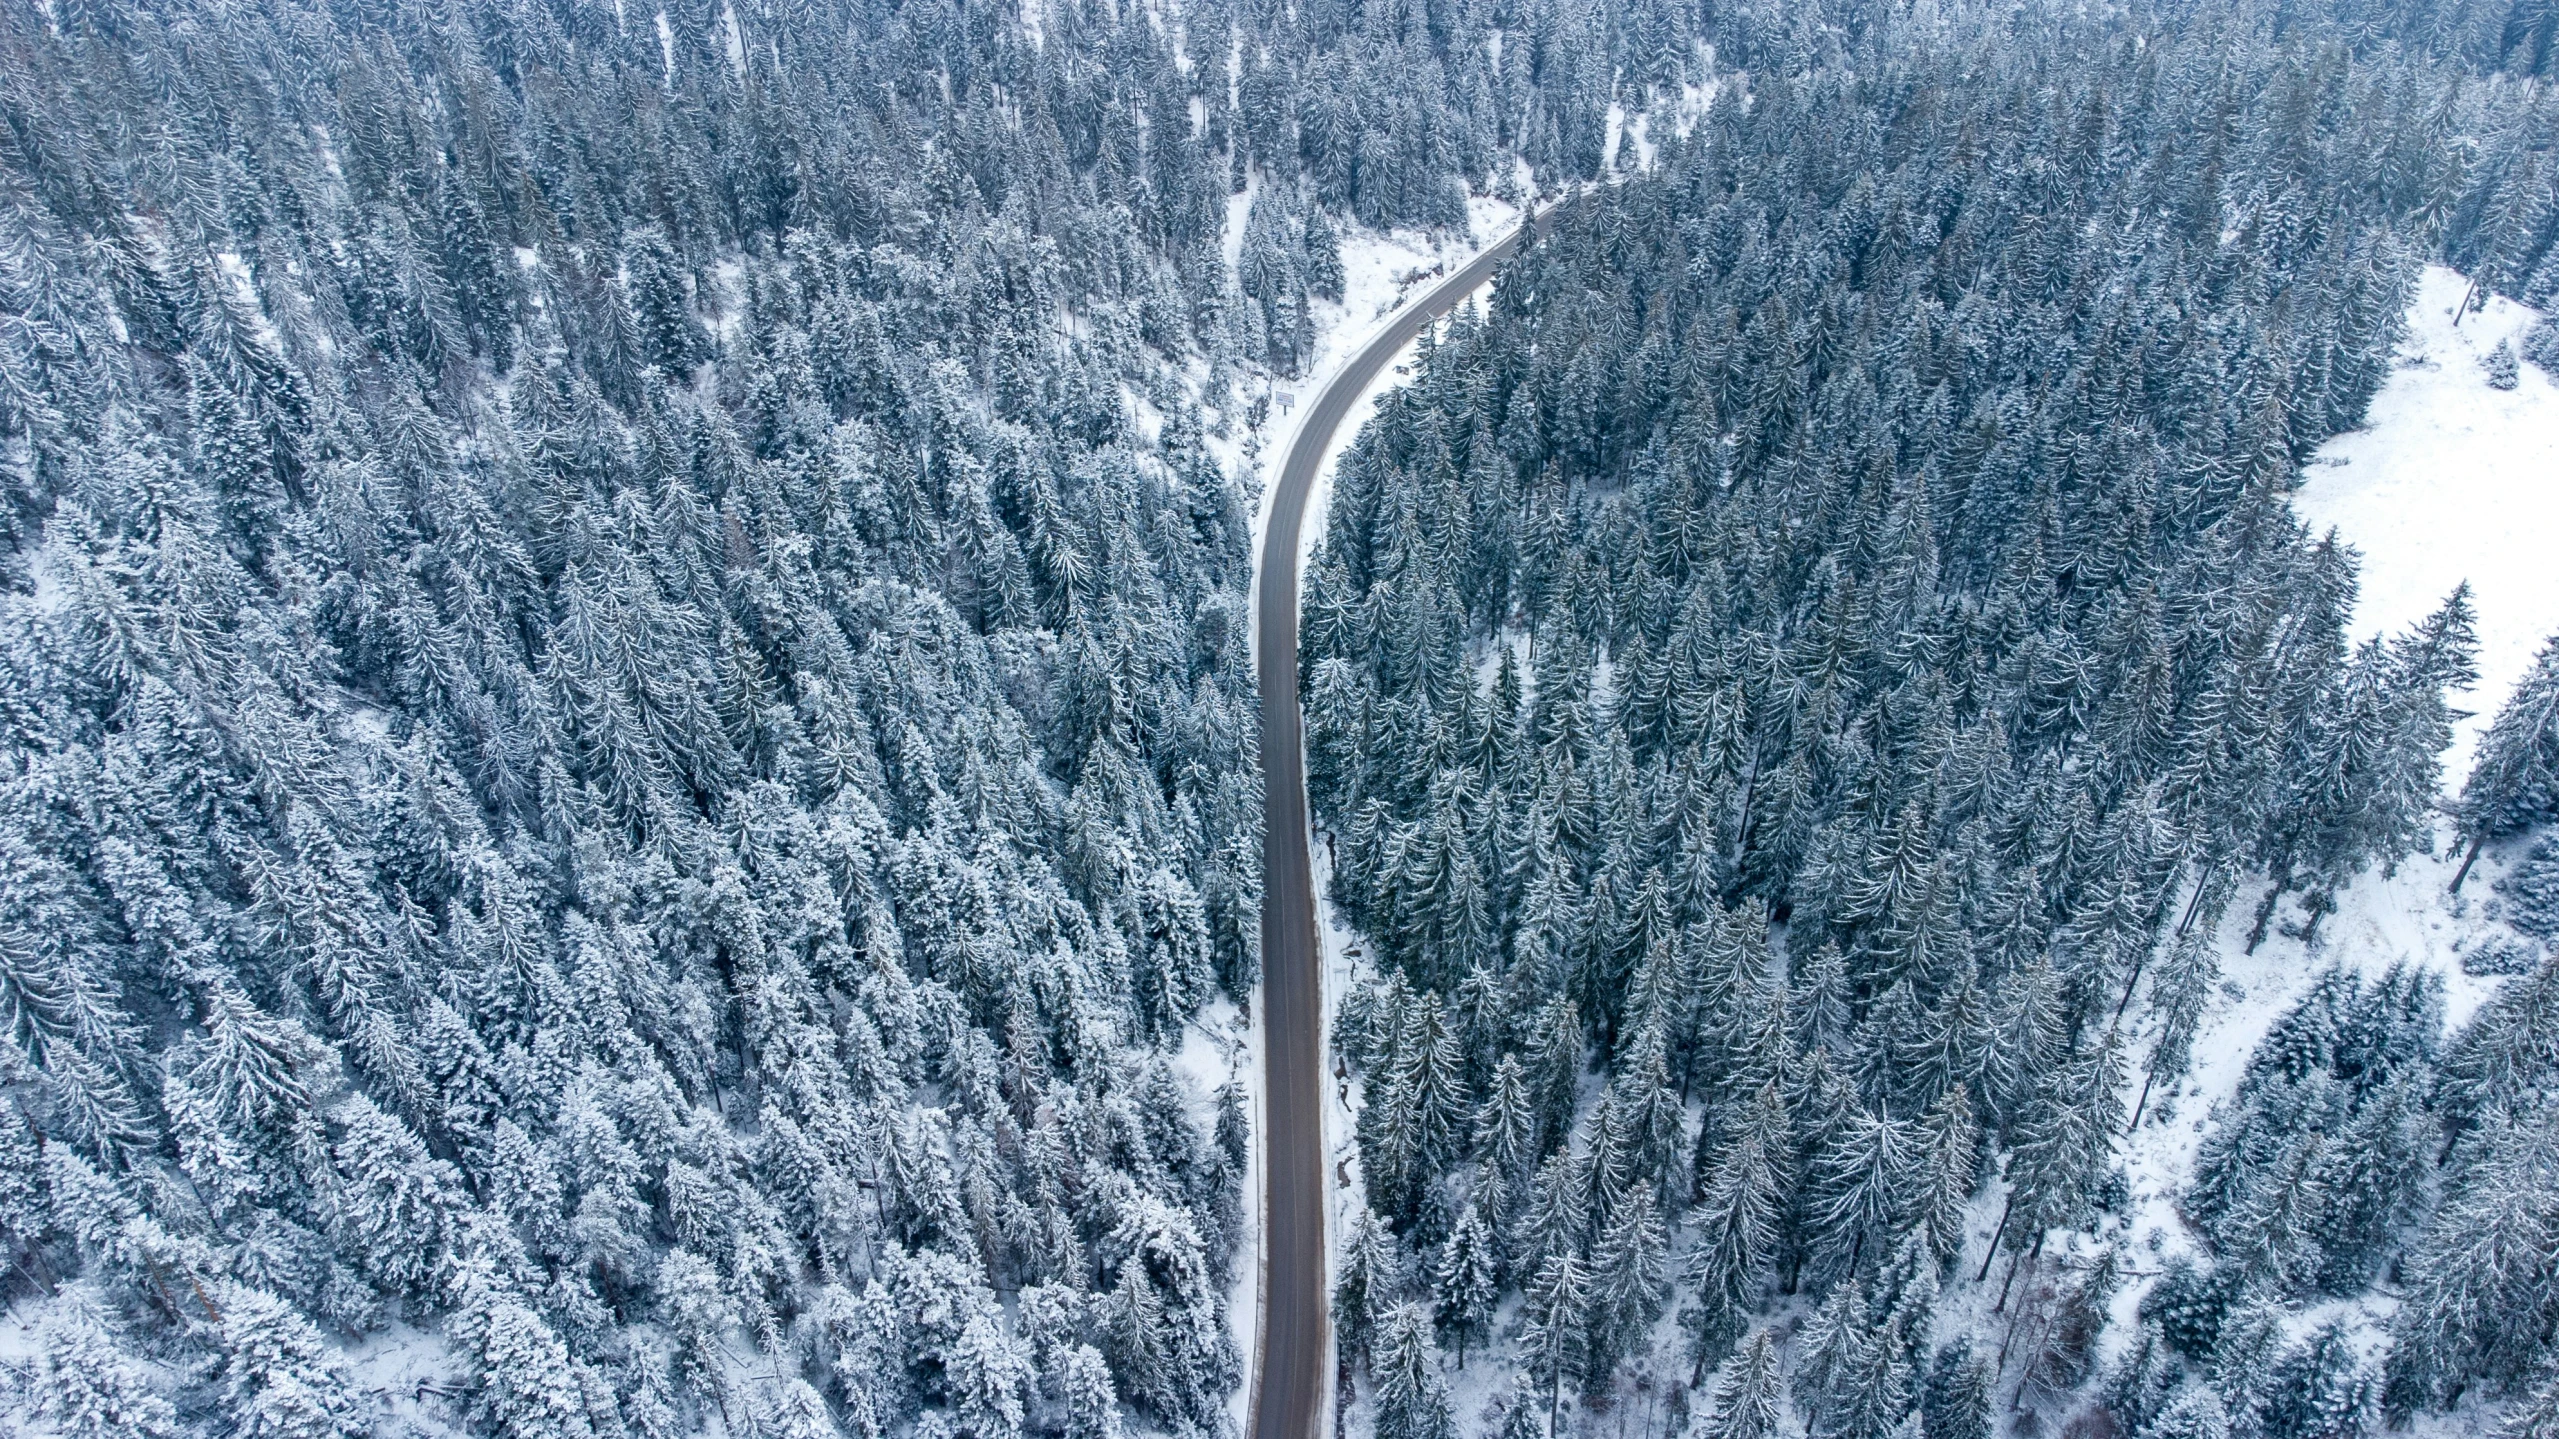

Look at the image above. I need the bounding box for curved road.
[1252,208,1547,1439]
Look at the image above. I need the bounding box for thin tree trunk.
[2174,866,2215,939]
[2129,1063,2159,1135]
[1976,1192,2017,1283]
[1728,749,1761,880]
[1994,1230,2046,1318]
[2451,831,2487,895]
[2111,950,2150,1025]
[2244,874,2287,954]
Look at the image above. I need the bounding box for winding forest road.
[1252,205,1547,1439]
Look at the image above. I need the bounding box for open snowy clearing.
[2296,265,2559,781]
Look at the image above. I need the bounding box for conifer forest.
[6,0,2559,1437]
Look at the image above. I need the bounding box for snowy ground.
[2295,265,2559,779]
[1173,995,1264,1439]
[340,1324,468,1437]
[2093,843,2514,1435]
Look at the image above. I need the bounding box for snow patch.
[1173,996,1264,1439]
[1245,197,1528,666]
[2295,265,2559,782]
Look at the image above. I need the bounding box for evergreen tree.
[1521,1253,1592,1436]
[1688,1083,1787,1330]
[1917,1345,1996,1439]
[2259,1322,2376,1439]
[211,1282,370,1439]
[2487,339,2522,389]
[2454,633,2559,890]
[1374,1304,1458,1439]
[0,0,2529,1427]
[1437,1196,1500,1366]
[2148,1387,2234,1439]
[1698,1330,1785,1439]
[1336,1208,1404,1363]
[24,1296,184,1439]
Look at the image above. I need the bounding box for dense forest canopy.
[2,0,2559,1436]
[1302,3,2559,1438]
[0,0,1652,1431]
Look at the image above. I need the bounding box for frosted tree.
[23,1295,184,1439]
[1060,1346,1124,1439]
[1521,1253,1592,1435]
[2148,1387,2234,1439]
[1808,1101,1919,1280]
[1686,1083,1786,1371]
[1908,1086,1980,1266]
[0,0,2533,1431]
[2499,1358,2559,1439]
[1587,1180,1669,1381]
[2487,338,2522,389]
[210,1282,369,1439]
[1373,1304,1458,1439]
[656,1248,739,1407]
[2454,633,2559,890]
[1335,1207,1403,1364]
[949,1312,1034,1439]
[1437,1195,1501,1365]
[2259,1323,2376,1439]
[759,1379,847,1439]
[2382,1101,2559,1418]
[1697,1330,1785,1439]
[444,1252,601,1439]
[1794,1280,1901,1439]
[1917,1346,1996,1439]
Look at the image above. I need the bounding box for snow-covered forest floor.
[2296,265,2559,773]
[2100,847,2513,1439]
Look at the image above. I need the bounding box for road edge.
[1249,200,1553,1439]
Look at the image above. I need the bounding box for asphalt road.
[1251,209,1544,1439]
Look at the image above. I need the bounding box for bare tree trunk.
[2129,1063,2160,1135]
[1994,1230,2045,1318]
[1976,1192,2017,1283]
[2450,831,2487,895]
[2112,949,2151,1025]
[2173,866,2216,939]
[2244,874,2288,954]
